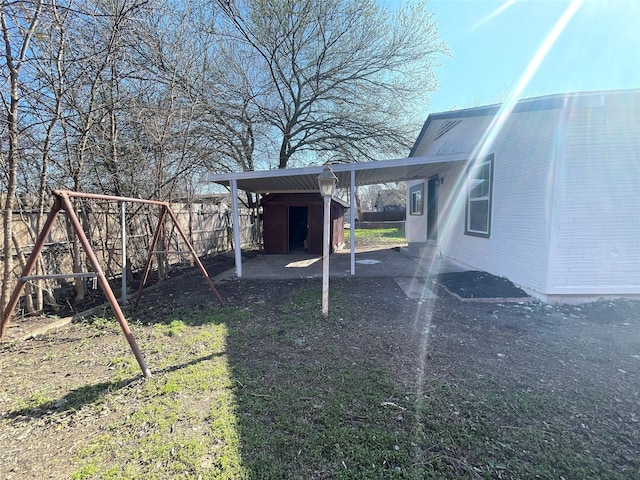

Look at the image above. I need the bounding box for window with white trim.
[465,155,493,237]
[409,184,423,215]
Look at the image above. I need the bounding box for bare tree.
[11,1,75,313]
[50,0,149,301]
[1,0,43,318]
[358,183,406,212]
[216,0,447,169]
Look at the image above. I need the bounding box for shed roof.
[260,192,349,208]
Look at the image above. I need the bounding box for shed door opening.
[289,206,308,252]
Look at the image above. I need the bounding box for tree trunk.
[1,2,42,318]
[1,66,19,320]
[12,233,35,314]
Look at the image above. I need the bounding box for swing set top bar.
[53,189,170,207]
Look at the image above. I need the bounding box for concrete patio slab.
[213,245,466,283]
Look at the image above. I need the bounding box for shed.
[404,88,640,304]
[261,193,347,254]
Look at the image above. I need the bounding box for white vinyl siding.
[405,180,427,244]
[547,94,640,295]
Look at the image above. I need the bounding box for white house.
[405,89,640,304]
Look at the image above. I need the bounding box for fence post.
[121,201,127,305]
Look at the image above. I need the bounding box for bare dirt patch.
[1,250,639,479]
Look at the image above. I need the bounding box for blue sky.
[420,0,640,113]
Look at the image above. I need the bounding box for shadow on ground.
[1,254,639,479]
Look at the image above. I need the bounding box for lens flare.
[410,0,586,452]
[471,0,519,31]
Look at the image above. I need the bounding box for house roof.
[409,88,640,156]
[208,153,468,194]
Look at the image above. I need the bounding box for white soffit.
[208,154,468,193]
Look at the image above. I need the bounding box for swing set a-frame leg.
[0,198,62,339]
[1,192,151,378]
[57,192,152,378]
[134,206,167,307]
[133,205,225,308]
[165,207,225,306]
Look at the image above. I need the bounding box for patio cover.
[208,153,468,277]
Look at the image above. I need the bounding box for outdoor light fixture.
[317,163,338,198]
[317,163,338,317]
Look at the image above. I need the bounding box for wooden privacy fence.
[1,193,258,314]
[360,211,405,222]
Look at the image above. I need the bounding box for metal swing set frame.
[0,190,225,378]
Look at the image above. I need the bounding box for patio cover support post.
[164,208,224,306]
[134,206,168,306]
[57,192,152,378]
[231,179,242,278]
[0,198,62,338]
[350,170,356,276]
